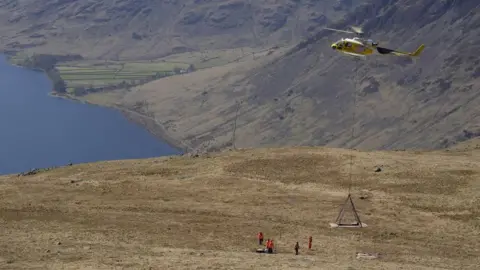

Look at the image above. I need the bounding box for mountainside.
[237,0,480,150]
[1,0,479,153]
[1,145,479,269]
[113,0,480,152]
[0,0,359,59]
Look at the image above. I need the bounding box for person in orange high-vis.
[257,232,264,245]
[267,239,274,253]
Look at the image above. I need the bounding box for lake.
[0,54,181,175]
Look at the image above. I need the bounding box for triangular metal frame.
[330,193,367,228]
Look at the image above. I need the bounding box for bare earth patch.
[0,146,479,269]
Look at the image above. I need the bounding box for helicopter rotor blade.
[350,26,364,35]
[324,27,356,34]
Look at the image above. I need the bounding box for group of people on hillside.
[257,232,275,253]
[257,232,312,255]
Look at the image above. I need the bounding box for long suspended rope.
[347,58,360,195]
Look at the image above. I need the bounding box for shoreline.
[2,52,190,155]
[3,51,203,155]
[1,51,187,154]
[49,92,189,154]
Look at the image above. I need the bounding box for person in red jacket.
[267,239,274,253]
[257,232,264,245]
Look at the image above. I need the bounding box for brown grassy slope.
[1,145,479,269]
[81,0,480,153]
[77,46,287,152]
[103,47,289,152]
[0,0,359,59]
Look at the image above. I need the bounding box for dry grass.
[1,146,479,269]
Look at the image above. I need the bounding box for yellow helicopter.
[325,26,425,58]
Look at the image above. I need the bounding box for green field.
[54,51,251,92]
[56,61,191,92]
[8,47,284,95]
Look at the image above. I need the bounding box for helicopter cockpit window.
[335,40,343,48]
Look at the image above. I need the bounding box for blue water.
[0,54,181,175]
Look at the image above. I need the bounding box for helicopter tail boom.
[376,44,425,57]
